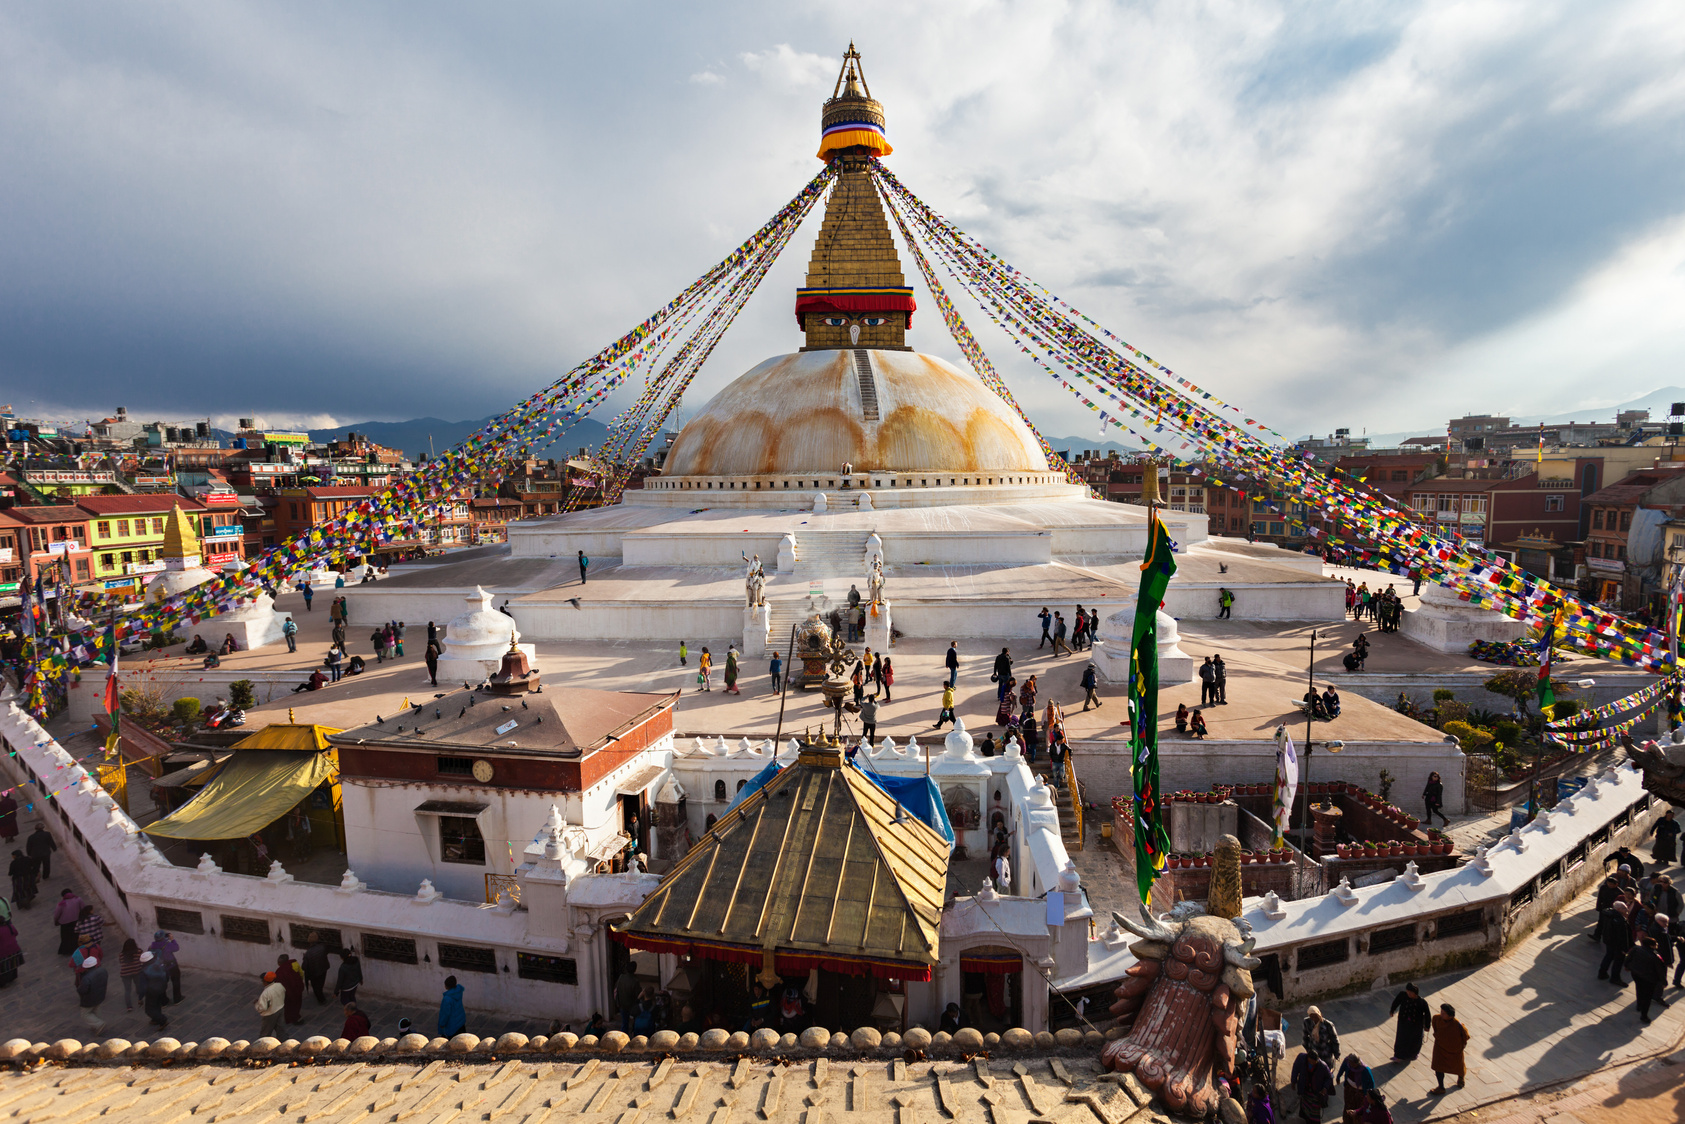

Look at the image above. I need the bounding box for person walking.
[335,949,363,1006]
[1212,654,1228,704]
[326,644,344,683]
[52,888,82,955]
[945,642,960,687]
[1072,608,1089,651]
[438,975,468,1037]
[1081,662,1102,711]
[1198,657,1216,707]
[275,952,305,1025]
[769,652,782,693]
[75,954,109,1035]
[427,621,438,647]
[1388,982,1431,1062]
[1217,587,1235,619]
[679,640,688,667]
[301,931,331,1004]
[393,621,405,657]
[1430,1004,1469,1092]
[1599,899,1632,985]
[25,825,55,881]
[993,647,1013,700]
[1628,934,1669,1023]
[371,627,388,664]
[698,647,712,691]
[425,641,440,686]
[1289,1051,1334,1124]
[881,656,894,702]
[139,951,170,1028]
[148,929,183,1003]
[1653,809,1680,867]
[1051,613,1071,656]
[1423,772,1449,828]
[577,550,589,585]
[117,938,143,1011]
[724,647,740,695]
[934,683,957,729]
[301,583,314,612]
[1303,1005,1340,1068]
[860,696,878,742]
[282,615,298,653]
[255,971,286,1039]
[1337,1054,1376,1116]
[1648,874,1682,924]
[1038,607,1052,649]
[74,903,104,949]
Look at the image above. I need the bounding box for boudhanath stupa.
[348,50,1346,664]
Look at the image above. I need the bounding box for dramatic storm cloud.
[2,1,1682,440]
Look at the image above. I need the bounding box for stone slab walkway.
[1275,874,1685,1124]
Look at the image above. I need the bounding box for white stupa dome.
[443,586,519,660]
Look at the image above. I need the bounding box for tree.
[1483,670,1566,717]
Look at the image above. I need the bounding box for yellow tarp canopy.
[143,750,336,840]
[231,723,342,751]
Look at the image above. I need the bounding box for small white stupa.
[435,586,538,683]
[199,558,286,651]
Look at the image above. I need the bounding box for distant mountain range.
[301,416,612,462]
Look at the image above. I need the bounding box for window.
[101,553,115,569]
[220,915,273,944]
[1390,470,1408,482]
[1618,544,1627,560]
[116,520,129,536]
[1296,938,1350,969]
[1433,909,1485,940]
[736,779,747,793]
[152,518,164,534]
[439,816,486,865]
[517,952,579,984]
[1590,542,1602,558]
[437,756,475,776]
[97,521,110,539]
[1621,511,1632,531]
[1545,495,1563,512]
[155,907,205,935]
[136,550,149,563]
[438,943,498,974]
[1412,494,1434,512]
[1367,924,1417,954]
[75,560,90,581]
[289,924,344,951]
[1462,495,1487,515]
[362,934,418,964]
[714,779,728,802]
[1593,510,1604,529]
[120,552,133,565]
[289,503,299,520]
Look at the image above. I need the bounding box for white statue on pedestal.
[744,554,766,607]
[867,558,885,605]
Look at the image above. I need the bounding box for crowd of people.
[1344,580,1404,632]
[1592,835,1684,1023]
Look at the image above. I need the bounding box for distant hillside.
[1041,436,1142,458]
[304,416,612,462]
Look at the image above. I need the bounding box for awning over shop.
[232,723,341,751]
[615,764,667,796]
[143,750,336,839]
[959,945,1023,975]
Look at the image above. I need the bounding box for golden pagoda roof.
[158,502,202,561]
[616,742,949,977]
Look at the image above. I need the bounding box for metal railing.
[1066,754,1083,851]
[484,873,521,905]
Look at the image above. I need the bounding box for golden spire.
[159,502,202,562]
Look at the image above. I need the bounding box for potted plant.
[1167,854,1181,869]
[1402,842,1418,856]
[1335,843,1350,859]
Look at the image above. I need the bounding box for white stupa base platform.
[1401,584,1530,653]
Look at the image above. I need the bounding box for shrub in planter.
[171,697,202,727]
[229,680,257,711]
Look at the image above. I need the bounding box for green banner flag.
[1131,510,1177,902]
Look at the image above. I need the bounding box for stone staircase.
[760,528,875,650]
[851,349,880,421]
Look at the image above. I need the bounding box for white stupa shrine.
[346,159,1349,652]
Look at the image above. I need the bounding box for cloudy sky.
[3,1,1684,443]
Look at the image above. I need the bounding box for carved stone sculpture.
[1625,731,1685,806]
[1100,902,1261,1118]
[867,558,885,605]
[1207,834,1244,920]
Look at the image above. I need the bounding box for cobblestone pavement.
[1275,875,1685,1124]
[0,1054,1146,1124]
[1453,1040,1685,1124]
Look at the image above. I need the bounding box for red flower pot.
[1167,856,1181,869]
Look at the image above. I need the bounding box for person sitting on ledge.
[1322,685,1342,718]
[1303,690,1328,720]
[201,652,220,669]
[184,634,208,655]
[293,669,327,693]
[220,633,239,655]
[345,654,366,676]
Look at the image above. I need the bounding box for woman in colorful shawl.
[1336,1054,1376,1115]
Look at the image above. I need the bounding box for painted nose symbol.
[849,323,860,345]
